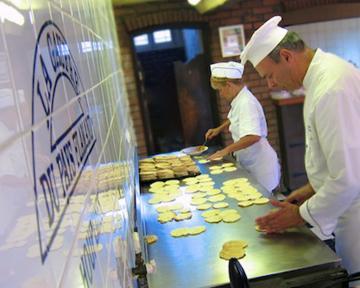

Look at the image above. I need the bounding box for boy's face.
[217,82,238,102]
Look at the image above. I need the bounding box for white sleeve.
[237,99,262,138]
[300,88,360,237]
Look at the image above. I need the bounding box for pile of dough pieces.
[219,240,248,260]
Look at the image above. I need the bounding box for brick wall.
[206,0,283,152]
[114,1,210,156]
[113,0,283,157]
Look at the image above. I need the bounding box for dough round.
[201,210,219,218]
[175,212,192,221]
[184,185,199,193]
[165,179,180,185]
[223,240,248,249]
[192,192,207,199]
[145,235,158,244]
[219,249,245,260]
[238,201,254,207]
[188,226,206,235]
[206,189,222,196]
[220,209,238,216]
[150,181,165,188]
[209,165,222,170]
[171,228,187,237]
[222,213,241,223]
[253,197,270,205]
[205,215,222,223]
[213,202,229,209]
[210,169,223,175]
[197,203,212,210]
[222,163,235,168]
[208,194,226,203]
[224,167,237,172]
[191,198,208,206]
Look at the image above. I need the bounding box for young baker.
[206,61,280,192]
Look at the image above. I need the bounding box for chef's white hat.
[240,16,288,67]
[210,61,244,79]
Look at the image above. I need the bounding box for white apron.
[228,87,280,191]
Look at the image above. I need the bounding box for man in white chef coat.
[240,16,360,286]
[205,61,280,192]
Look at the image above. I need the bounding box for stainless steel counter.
[139,157,341,288]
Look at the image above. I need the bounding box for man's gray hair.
[268,31,306,63]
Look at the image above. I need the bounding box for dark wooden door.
[274,97,308,191]
[174,55,216,147]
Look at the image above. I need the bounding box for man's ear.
[279,49,293,63]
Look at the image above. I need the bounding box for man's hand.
[255,200,305,233]
[285,184,315,206]
[207,148,229,160]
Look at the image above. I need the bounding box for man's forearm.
[298,183,315,196]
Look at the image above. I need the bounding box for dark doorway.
[132,27,218,155]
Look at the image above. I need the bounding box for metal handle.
[228,258,250,288]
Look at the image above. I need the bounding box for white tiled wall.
[288,17,360,68]
[0,0,136,287]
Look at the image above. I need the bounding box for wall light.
[0,1,25,26]
[193,0,229,14]
[188,0,201,6]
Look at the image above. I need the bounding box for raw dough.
[222,213,241,223]
[150,181,165,188]
[191,198,208,206]
[145,235,158,244]
[224,167,237,172]
[253,197,270,205]
[213,202,229,209]
[210,170,223,175]
[175,212,192,221]
[205,215,222,223]
[165,179,180,185]
[208,194,226,203]
[219,249,245,260]
[206,189,222,196]
[197,203,212,210]
[219,240,248,260]
[238,201,254,207]
[188,226,206,235]
[223,240,248,249]
[222,163,235,168]
[170,226,206,237]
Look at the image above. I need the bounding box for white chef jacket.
[228,86,280,191]
[300,49,360,276]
